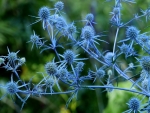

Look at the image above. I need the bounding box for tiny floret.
[54,1,64,11]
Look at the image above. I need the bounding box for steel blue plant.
[1,0,150,112]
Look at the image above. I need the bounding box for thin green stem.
[113,27,119,55]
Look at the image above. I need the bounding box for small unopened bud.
[19,57,26,65]
[107,69,112,76]
[106,84,114,92]
[0,58,5,65]
[113,7,120,15]
[129,63,134,68]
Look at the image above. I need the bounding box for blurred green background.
[0,0,150,113]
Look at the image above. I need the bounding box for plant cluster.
[1,0,150,112]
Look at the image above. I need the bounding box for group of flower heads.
[1,0,150,112]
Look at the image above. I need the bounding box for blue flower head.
[55,16,67,31]
[81,26,95,40]
[126,26,140,40]
[85,13,94,22]
[38,6,50,22]
[45,60,58,76]
[67,23,76,35]
[57,68,68,79]
[54,1,64,11]
[63,50,75,65]
[128,98,140,113]
[38,6,50,29]
[140,56,150,73]
[141,78,148,90]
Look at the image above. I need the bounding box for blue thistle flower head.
[104,52,115,65]
[55,16,67,30]
[0,75,28,105]
[45,61,58,76]
[113,7,120,15]
[28,31,45,50]
[38,6,50,21]
[59,50,87,67]
[45,77,55,87]
[110,18,122,27]
[96,68,105,79]
[140,56,150,73]
[119,43,129,54]
[128,98,140,112]
[118,43,136,58]
[126,26,140,40]
[76,62,84,72]
[67,23,76,35]
[6,82,18,94]
[32,85,43,97]
[54,1,64,11]
[85,13,94,22]
[63,50,75,65]
[81,26,95,40]
[49,14,58,26]
[57,68,68,78]
[141,78,148,90]
[8,52,18,62]
[30,32,39,43]
[6,47,19,64]
[138,34,149,44]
